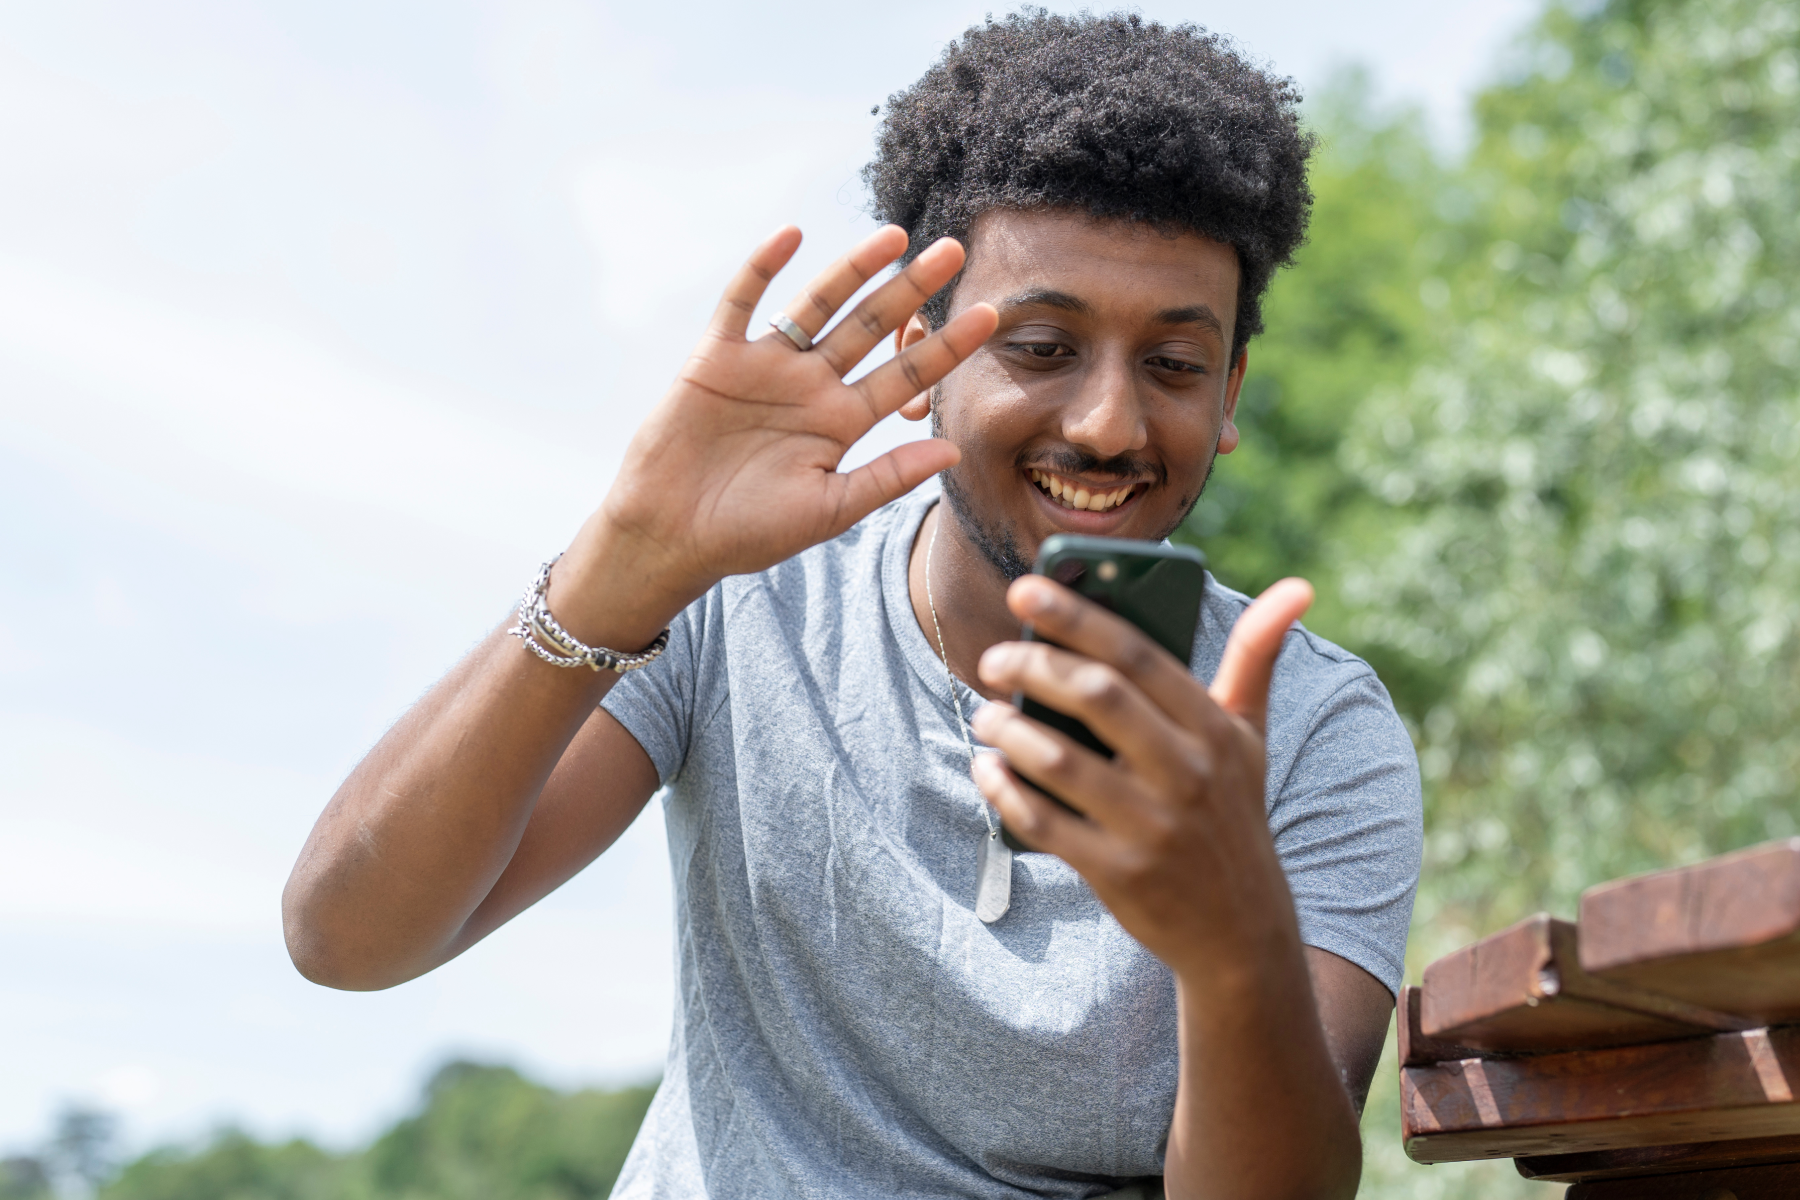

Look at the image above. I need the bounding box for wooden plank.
[1568,1160,1800,1198]
[1401,1025,1800,1164]
[1418,913,1747,1054]
[1580,838,1800,1024]
[1398,985,1485,1067]
[1516,1132,1800,1182]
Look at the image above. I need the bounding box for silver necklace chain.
[925,508,1000,842]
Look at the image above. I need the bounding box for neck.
[909,500,1022,701]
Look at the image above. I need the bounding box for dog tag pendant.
[975,830,1012,923]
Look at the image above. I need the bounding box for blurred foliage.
[1194,0,1800,1195]
[2,1107,120,1200]
[96,1064,655,1200]
[1185,71,1451,630]
[1179,67,1481,719]
[0,1157,52,1200]
[1345,0,1800,960]
[361,1062,652,1200]
[105,1133,346,1200]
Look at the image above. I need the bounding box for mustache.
[1023,448,1166,486]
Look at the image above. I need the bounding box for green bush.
[98,1065,655,1200]
[363,1063,653,1200]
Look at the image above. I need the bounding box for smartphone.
[1005,534,1208,846]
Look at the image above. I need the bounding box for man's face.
[928,209,1245,578]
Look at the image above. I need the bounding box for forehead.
[952,209,1240,320]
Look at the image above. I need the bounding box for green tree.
[1184,71,1470,690]
[1346,0,1800,952]
[97,1064,656,1200]
[103,1132,347,1200]
[0,1157,52,1200]
[363,1063,653,1200]
[1348,0,1800,1196]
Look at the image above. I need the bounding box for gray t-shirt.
[600,486,1421,1200]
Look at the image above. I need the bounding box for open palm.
[599,225,998,598]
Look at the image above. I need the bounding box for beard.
[933,395,1220,583]
[940,467,1036,581]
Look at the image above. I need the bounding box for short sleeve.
[599,587,717,786]
[1268,669,1423,997]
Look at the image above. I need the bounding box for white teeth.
[1031,470,1135,512]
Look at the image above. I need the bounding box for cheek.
[1151,403,1220,470]
[936,359,1041,456]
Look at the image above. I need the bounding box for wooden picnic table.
[1399,839,1800,1197]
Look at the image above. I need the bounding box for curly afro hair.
[864,8,1314,359]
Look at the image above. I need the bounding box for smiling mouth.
[1028,468,1140,513]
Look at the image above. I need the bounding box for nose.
[1059,349,1148,460]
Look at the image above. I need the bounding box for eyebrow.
[1153,305,1225,337]
[998,288,1091,316]
[997,290,1226,338]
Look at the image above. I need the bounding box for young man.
[285,13,1421,1200]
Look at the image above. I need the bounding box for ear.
[896,313,933,421]
[1216,349,1247,455]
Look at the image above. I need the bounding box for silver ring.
[769,312,813,352]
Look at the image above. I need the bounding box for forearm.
[281,622,606,987]
[283,518,696,990]
[1162,926,1362,1200]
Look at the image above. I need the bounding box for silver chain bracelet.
[506,555,670,673]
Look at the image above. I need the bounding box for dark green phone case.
[1005,534,1208,849]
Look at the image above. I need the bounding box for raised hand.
[553,224,997,644]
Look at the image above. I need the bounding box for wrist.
[1168,914,1308,1010]
[1152,839,1303,983]
[545,506,709,653]
[1166,881,1310,1007]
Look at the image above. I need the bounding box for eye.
[1009,340,1073,359]
[1148,355,1204,374]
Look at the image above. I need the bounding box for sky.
[0,0,1538,1160]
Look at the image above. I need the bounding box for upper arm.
[1276,667,1417,1115]
[444,704,661,958]
[1305,945,1396,1116]
[1271,667,1422,999]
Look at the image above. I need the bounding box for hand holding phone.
[1007,534,1207,846]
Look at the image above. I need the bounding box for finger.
[764,225,908,348]
[1209,577,1313,736]
[852,302,998,421]
[968,699,1150,831]
[971,752,1107,870]
[1005,576,1215,736]
[826,438,961,540]
[974,641,1187,785]
[812,237,966,375]
[710,226,803,340]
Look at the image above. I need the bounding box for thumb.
[1210,578,1314,737]
[831,438,961,538]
